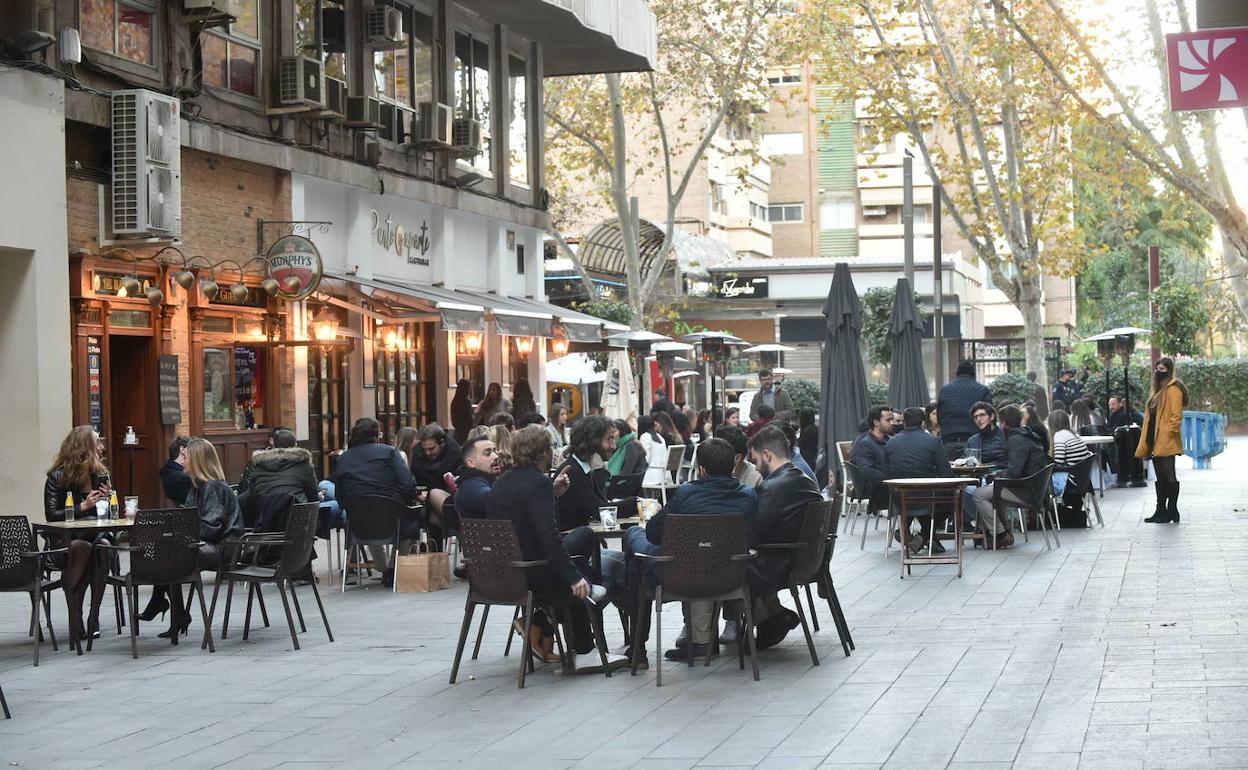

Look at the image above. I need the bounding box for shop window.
[202,0,260,97]
[508,54,529,188]
[374,322,435,439]
[81,0,155,66]
[455,30,493,173]
[202,344,267,429]
[308,347,349,478]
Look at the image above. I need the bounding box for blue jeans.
[318,480,343,527]
[624,526,661,587]
[601,548,626,592]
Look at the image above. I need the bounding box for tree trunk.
[605,74,644,330]
[1017,271,1049,386]
[1219,226,1248,322]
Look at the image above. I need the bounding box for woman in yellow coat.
[1136,357,1188,523]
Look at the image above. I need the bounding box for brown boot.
[530,626,560,663]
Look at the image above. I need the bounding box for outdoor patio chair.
[450,517,611,688]
[0,515,63,666]
[604,472,645,500]
[631,513,760,687]
[992,464,1059,551]
[842,460,893,551]
[98,509,215,658]
[206,502,332,651]
[643,445,686,505]
[1069,454,1103,528]
[337,495,420,592]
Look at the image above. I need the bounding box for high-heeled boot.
[1167,481,1181,523]
[1144,481,1169,523]
[158,589,190,641]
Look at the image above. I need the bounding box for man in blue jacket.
[936,360,992,458]
[885,407,953,553]
[624,438,757,664]
[451,434,500,519]
[850,405,892,512]
[965,401,1008,467]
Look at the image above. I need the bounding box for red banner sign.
[1167,27,1248,111]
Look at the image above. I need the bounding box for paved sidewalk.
[2,440,1247,769]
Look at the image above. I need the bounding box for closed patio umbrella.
[819,263,870,480]
[887,277,929,411]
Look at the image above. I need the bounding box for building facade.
[0,0,653,512]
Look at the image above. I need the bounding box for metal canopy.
[579,219,737,277]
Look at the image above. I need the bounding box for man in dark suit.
[747,425,822,649]
[554,415,616,530]
[884,407,953,553]
[850,405,892,512]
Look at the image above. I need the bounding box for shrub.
[784,377,821,413]
[986,372,1036,409]
[1180,358,1248,422]
[1082,365,1147,411]
[867,381,889,406]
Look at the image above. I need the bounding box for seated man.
[160,435,193,506]
[884,406,953,554]
[622,438,758,665]
[972,404,1048,549]
[237,428,320,529]
[554,415,616,530]
[747,425,822,650]
[850,405,892,512]
[453,434,500,520]
[965,401,1008,467]
[715,425,763,489]
[331,417,421,584]
[410,423,462,544]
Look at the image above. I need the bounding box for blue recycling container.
[1181,410,1227,469]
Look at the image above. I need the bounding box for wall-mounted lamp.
[514,336,534,360]
[458,331,484,357]
[550,336,570,359]
[310,305,341,343]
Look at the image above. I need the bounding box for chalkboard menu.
[159,355,182,425]
[87,336,103,434]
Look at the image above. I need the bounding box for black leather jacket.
[44,469,103,522]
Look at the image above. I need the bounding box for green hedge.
[1180,358,1248,422]
[785,377,821,413]
[1083,365,1148,410]
[987,372,1036,409]
[867,381,889,406]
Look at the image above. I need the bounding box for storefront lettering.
[718,278,758,298]
[371,209,432,266]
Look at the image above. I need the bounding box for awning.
[323,271,487,331]
[458,291,555,338]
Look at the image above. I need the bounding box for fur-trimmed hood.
[251,446,313,472]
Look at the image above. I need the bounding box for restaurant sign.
[686,275,770,300]
[1167,27,1248,111]
[371,209,433,267]
[265,235,323,300]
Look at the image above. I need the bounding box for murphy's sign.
[265,235,322,301]
[371,209,433,266]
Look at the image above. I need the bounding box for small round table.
[884,477,978,578]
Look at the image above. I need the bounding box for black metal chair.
[842,460,893,551]
[632,514,759,687]
[605,472,644,500]
[99,509,215,658]
[338,495,420,592]
[1067,454,1103,528]
[0,516,63,666]
[450,517,610,688]
[992,464,1059,550]
[0,677,8,718]
[206,502,332,651]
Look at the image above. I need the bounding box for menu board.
[158,355,182,425]
[87,336,103,434]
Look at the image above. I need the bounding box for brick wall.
[67,149,293,438]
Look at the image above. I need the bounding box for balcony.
[458,0,657,76]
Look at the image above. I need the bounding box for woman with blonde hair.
[393,426,419,464]
[168,438,243,638]
[1137,357,1188,523]
[486,424,514,472]
[44,425,114,641]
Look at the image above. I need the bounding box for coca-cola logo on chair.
[266,235,323,301]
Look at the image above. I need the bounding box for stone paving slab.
[3,439,1248,769]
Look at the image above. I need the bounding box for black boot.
[1144,482,1168,523]
[1167,481,1181,523]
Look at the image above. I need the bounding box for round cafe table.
[33,516,135,655]
[1083,435,1114,497]
[884,477,978,579]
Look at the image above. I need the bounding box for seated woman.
[44,425,115,640]
[637,416,669,489]
[486,425,609,667]
[1047,409,1092,512]
[605,419,647,481]
[173,438,245,638]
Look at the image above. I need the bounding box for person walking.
[1027,371,1049,419]
[1136,357,1188,523]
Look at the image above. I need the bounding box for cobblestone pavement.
[2,439,1247,769]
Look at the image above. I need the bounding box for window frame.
[506,50,532,191]
[761,132,804,157]
[453,24,495,176]
[767,203,805,224]
[819,197,856,230]
[201,0,264,101]
[78,0,161,81]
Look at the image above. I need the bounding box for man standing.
[452,434,501,520]
[747,426,822,649]
[850,405,892,513]
[623,439,757,664]
[1052,370,1077,412]
[1027,371,1049,419]
[749,368,794,423]
[884,407,953,553]
[971,404,1048,549]
[936,361,992,457]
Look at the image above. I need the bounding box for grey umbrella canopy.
[887,277,930,411]
[819,263,870,472]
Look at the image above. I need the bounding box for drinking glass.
[95,500,109,520]
[599,507,617,529]
[124,496,139,517]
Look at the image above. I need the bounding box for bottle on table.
[64,491,76,522]
[109,489,119,519]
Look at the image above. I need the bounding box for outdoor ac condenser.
[111,89,182,239]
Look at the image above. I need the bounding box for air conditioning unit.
[354,133,381,166]
[862,206,887,217]
[452,117,484,153]
[277,56,324,108]
[413,102,452,145]
[111,89,181,239]
[377,102,399,141]
[346,95,383,128]
[366,5,405,49]
[318,78,347,120]
[182,0,233,23]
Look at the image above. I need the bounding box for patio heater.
[1114,331,1148,488]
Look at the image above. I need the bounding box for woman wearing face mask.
[1136,357,1188,523]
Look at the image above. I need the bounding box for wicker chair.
[99,509,215,658]
[633,513,759,687]
[206,502,332,651]
[0,516,63,666]
[450,517,610,688]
